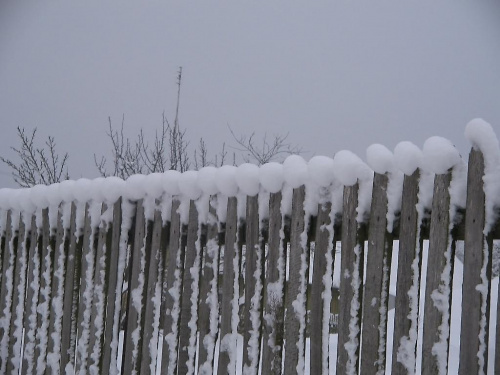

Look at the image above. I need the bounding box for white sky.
[1,1,500,187]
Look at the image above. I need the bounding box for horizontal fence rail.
[1,126,500,374]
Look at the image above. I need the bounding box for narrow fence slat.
[88,203,110,373]
[75,202,99,373]
[310,200,335,375]
[59,202,81,373]
[0,210,14,373]
[197,201,220,374]
[101,198,123,373]
[8,213,27,374]
[421,172,453,375]
[140,207,164,375]
[122,199,146,374]
[391,170,421,375]
[261,191,286,375]
[242,195,264,374]
[460,149,492,374]
[217,196,238,375]
[337,183,366,374]
[283,185,307,374]
[160,198,182,375]
[34,207,52,373]
[45,206,66,374]
[177,200,201,375]
[22,214,40,375]
[360,173,392,374]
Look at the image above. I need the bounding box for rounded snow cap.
[236,163,260,196]
[283,155,308,188]
[259,162,284,193]
[178,171,202,200]
[366,144,395,174]
[308,156,335,187]
[332,150,372,186]
[216,165,239,196]
[422,136,461,174]
[394,141,423,175]
[197,166,219,195]
[162,170,181,196]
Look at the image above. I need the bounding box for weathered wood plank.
[101,198,123,374]
[337,183,366,374]
[391,170,421,375]
[460,149,492,375]
[0,210,14,373]
[360,173,392,375]
[140,207,164,375]
[283,185,308,374]
[177,200,201,375]
[7,213,28,374]
[310,200,335,375]
[75,202,100,373]
[160,198,182,375]
[197,201,220,374]
[217,196,239,375]
[22,213,41,375]
[87,203,110,373]
[242,195,264,374]
[59,202,82,373]
[122,199,147,374]
[45,205,66,374]
[34,207,52,373]
[261,192,286,375]
[421,172,453,375]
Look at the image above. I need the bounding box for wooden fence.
[0,148,499,375]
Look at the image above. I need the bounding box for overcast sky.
[1,1,499,188]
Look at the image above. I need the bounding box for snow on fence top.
[0,119,498,226]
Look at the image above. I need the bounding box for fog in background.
[1,1,500,187]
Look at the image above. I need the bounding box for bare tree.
[0,127,69,187]
[228,125,302,165]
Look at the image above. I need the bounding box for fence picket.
[261,192,287,375]
[391,170,421,375]
[360,173,392,374]
[217,196,239,375]
[122,199,146,374]
[337,183,366,374]
[283,185,308,374]
[177,200,202,375]
[140,206,164,375]
[0,210,14,373]
[460,149,492,374]
[160,198,182,375]
[8,213,27,374]
[100,198,123,373]
[197,201,221,374]
[421,172,454,375]
[22,213,41,375]
[310,200,335,375]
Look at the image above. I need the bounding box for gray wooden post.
[360,173,392,374]
[421,172,453,375]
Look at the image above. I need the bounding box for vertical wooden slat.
[34,207,52,373]
[22,214,40,375]
[261,192,286,375]
[217,196,238,375]
[122,199,146,374]
[75,202,98,373]
[242,195,264,374]
[421,172,453,375]
[160,198,182,375]
[337,183,365,374]
[88,203,111,373]
[177,200,201,375]
[140,207,164,375]
[391,170,421,375]
[197,202,220,373]
[360,173,392,374]
[283,185,307,374]
[7,213,27,374]
[0,210,14,373]
[460,149,492,374]
[45,206,65,374]
[101,198,123,373]
[310,200,335,375]
[59,202,81,373]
